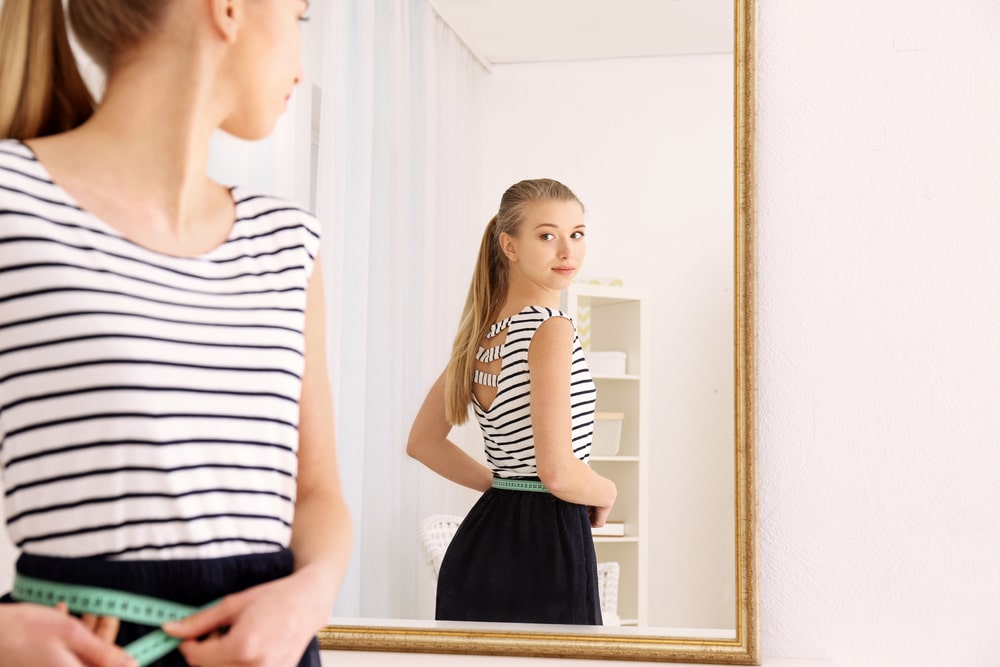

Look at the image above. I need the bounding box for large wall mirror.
[222,0,757,663]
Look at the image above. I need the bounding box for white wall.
[322,0,1000,665]
[478,55,736,629]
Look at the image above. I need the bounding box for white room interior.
[3,1,999,666]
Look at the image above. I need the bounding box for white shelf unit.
[563,282,648,627]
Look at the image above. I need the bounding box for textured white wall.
[755,0,1000,665]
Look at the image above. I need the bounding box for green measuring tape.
[13,574,218,666]
[491,478,550,493]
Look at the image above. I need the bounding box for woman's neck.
[23,49,234,256]
[498,282,562,320]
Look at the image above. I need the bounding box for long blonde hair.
[0,0,168,139]
[444,178,583,425]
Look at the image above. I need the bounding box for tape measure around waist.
[491,478,550,493]
[12,573,218,666]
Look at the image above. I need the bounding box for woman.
[407,178,617,625]
[0,1,352,665]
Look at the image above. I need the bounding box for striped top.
[0,139,319,560]
[472,306,596,477]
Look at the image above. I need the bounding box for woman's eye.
[571,231,585,239]
[540,233,555,241]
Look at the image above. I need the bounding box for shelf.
[565,281,645,624]
[591,373,640,381]
[593,536,639,544]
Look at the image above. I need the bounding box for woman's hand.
[70,602,121,646]
[0,602,133,667]
[164,566,328,667]
[588,504,613,528]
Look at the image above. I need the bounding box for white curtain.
[313,0,488,619]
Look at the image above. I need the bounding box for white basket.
[418,514,462,577]
[597,561,621,626]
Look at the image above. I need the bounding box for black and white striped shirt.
[472,306,596,477]
[0,139,319,560]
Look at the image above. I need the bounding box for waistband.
[13,548,293,605]
[491,477,550,493]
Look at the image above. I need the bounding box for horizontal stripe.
[5,437,295,469]
[6,488,294,525]
[0,309,301,335]
[6,411,298,439]
[88,538,286,560]
[18,513,293,548]
[1,332,303,358]
[0,258,309,296]
[5,463,294,496]
[3,383,297,413]
[0,285,303,311]
[2,358,303,384]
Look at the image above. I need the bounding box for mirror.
[291,0,756,662]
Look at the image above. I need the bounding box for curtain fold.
[314,0,487,619]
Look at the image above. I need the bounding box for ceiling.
[425,0,733,67]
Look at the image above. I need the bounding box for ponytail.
[445,215,508,425]
[442,178,582,425]
[0,0,95,139]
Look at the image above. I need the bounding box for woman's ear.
[498,232,518,262]
[209,0,243,43]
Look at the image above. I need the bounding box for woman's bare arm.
[407,369,493,492]
[529,316,617,517]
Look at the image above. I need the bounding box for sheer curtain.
[313,0,488,619]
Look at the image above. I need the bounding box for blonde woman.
[0,1,351,665]
[408,179,617,625]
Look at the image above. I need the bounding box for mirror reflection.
[407,178,613,627]
[213,0,736,639]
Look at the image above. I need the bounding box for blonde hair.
[444,178,583,425]
[0,0,168,140]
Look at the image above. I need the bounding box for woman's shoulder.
[0,138,48,184]
[0,139,67,214]
[515,305,575,325]
[510,306,577,340]
[228,185,321,248]
[230,186,319,227]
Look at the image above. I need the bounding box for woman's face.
[220,0,308,140]
[502,199,587,293]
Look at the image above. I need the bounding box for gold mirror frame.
[318,0,757,662]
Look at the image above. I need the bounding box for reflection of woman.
[408,179,617,625]
[0,1,352,665]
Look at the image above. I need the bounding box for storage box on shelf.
[592,411,624,456]
[562,282,647,626]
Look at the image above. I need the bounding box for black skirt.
[2,549,320,667]
[435,483,602,625]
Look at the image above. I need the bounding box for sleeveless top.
[472,306,596,478]
[0,139,319,560]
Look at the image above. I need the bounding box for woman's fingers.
[55,603,121,651]
[93,615,121,643]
